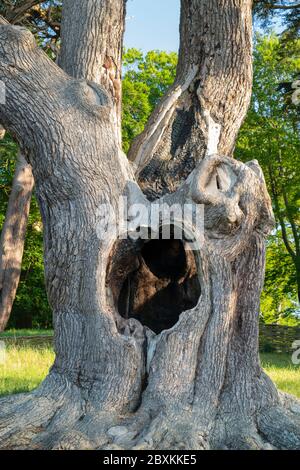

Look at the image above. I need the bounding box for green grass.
[260,353,300,398]
[0,343,299,398]
[0,329,53,338]
[0,343,54,396]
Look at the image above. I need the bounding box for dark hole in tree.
[117,227,201,334]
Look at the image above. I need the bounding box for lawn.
[0,329,53,338]
[0,342,299,398]
[0,342,54,396]
[260,353,300,398]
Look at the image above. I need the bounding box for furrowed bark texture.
[0,0,126,331]
[59,0,126,137]
[0,152,34,331]
[0,0,299,451]
[0,23,143,449]
[129,0,253,200]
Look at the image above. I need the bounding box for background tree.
[254,0,300,39]
[261,235,299,325]
[236,34,300,318]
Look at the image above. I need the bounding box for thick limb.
[128,0,253,200]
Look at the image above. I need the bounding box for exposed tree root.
[1,382,299,450]
[279,391,300,415]
[258,405,300,450]
[0,372,84,449]
[211,417,276,450]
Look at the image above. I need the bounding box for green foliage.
[262,235,298,325]
[236,34,300,325]
[253,1,300,40]
[122,48,177,152]
[0,134,51,329]
[122,79,152,153]
[11,196,51,330]
[0,134,16,226]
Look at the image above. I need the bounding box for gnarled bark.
[59,0,126,139]
[0,0,126,331]
[0,1,299,451]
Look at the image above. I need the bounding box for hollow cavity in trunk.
[109,226,201,334]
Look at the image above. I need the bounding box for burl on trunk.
[0,0,299,450]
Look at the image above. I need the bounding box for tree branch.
[0,25,68,153]
[1,24,112,139]
[0,22,125,204]
[128,0,253,200]
[0,14,9,25]
[281,185,300,255]
[59,0,126,141]
[267,164,296,261]
[266,2,300,9]
[1,1,44,24]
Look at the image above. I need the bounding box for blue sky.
[123,1,283,53]
[124,0,180,52]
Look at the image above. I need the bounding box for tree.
[254,1,300,39]
[0,48,177,330]
[261,234,299,325]
[0,1,61,40]
[2,0,298,333]
[236,35,300,308]
[0,0,300,450]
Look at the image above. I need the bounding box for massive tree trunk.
[0,0,125,331]
[0,0,300,451]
